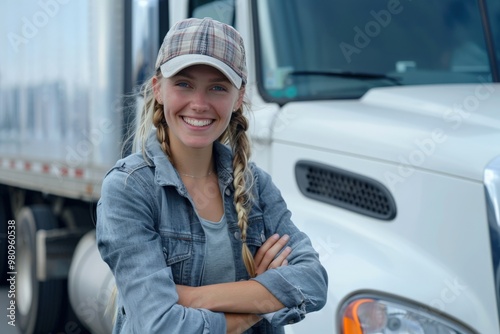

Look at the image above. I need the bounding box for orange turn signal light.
[342,298,387,334]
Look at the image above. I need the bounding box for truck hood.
[273,84,500,181]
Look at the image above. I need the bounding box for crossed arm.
[176,234,292,334]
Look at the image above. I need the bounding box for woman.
[96,17,328,334]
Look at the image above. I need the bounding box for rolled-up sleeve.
[250,167,328,327]
[96,167,226,334]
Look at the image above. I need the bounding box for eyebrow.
[175,70,230,83]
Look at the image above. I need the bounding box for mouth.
[182,116,214,127]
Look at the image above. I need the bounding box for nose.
[190,90,210,113]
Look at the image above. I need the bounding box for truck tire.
[17,205,64,334]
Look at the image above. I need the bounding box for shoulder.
[249,162,267,181]
[110,152,152,175]
[249,162,275,196]
[101,152,155,195]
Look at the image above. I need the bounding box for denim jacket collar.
[143,132,234,194]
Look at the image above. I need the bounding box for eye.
[211,85,227,92]
[176,81,191,88]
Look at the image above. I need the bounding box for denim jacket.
[96,134,328,334]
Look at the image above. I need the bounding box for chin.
[182,140,215,150]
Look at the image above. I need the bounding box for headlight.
[340,294,474,334]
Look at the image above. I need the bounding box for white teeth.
[182,117,213,127]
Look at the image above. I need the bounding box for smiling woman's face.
[154,64,244,152]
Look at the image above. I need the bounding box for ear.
[233,86,246,111]
[152,76,163,104]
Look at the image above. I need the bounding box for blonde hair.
[135,72,257,277]
[131,70,163,159]
[220,103,256,278]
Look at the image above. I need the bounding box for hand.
[254,234,292,276]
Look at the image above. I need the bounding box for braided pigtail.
[132,70,173,162]
[152,96,172,159]
[223,106,256,277]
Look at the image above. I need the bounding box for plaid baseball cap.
[155,17,247,89]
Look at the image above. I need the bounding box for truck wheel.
[17,205,64,334]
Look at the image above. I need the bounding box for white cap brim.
[160,54,243,89]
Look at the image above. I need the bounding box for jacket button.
[234,231,240,240]
[225,188,231,196]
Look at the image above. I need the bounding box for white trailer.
[1,0,500,333]
[0,1,158,332]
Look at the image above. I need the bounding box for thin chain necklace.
[178,169,214,179]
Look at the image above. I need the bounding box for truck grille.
[295,161,396,220]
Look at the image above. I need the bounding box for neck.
[170,143,215,179]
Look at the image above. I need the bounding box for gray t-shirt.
[199,214,236,285]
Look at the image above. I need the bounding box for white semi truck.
[1,0,500,333]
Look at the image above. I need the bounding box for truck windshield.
[254,0,500,102]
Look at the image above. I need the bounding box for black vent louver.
[295,161,396,220]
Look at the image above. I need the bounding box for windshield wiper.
[288,70,402,85]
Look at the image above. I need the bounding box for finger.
[253,234,280,266]
[254,235,290,276]
[268,246,291,270]
[271,258,288,269]
[259,235,289,269]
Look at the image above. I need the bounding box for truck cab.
[184,1,500,333]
